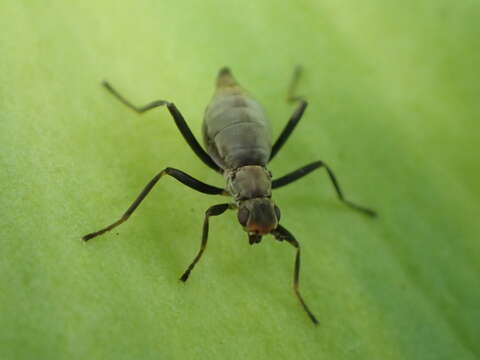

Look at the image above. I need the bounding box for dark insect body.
[82,67,376,324]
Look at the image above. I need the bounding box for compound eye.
[274,205,281,222]
[237,207,250,227]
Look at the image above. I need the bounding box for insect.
[82,67,376,324]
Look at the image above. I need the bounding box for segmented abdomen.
[203,92,272,170]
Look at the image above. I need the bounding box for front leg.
[82,167,226,241]
[179,203,234,281]
[272,161,376,217]
[272,224,318,325]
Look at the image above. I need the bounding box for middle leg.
[82,167,226,241]
[272,161,376,217]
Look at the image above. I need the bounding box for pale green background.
[1,1,479,359]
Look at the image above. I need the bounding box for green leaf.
[1,1,479,359]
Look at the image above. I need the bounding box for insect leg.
[273,224,318,325]
[102,81,221,173]
[286,65,305,103]
[272,161,377,217]
[270,100,308,161]
[179,203,233,282]
[270,66,308,161]
[82,167,226,241]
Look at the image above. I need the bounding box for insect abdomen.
[202,69,272,170]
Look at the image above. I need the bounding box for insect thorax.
[225,165,272,203]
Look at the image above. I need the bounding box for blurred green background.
[1,1,479,359]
